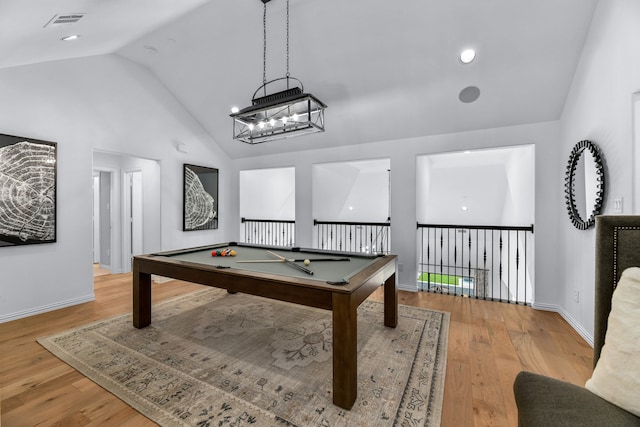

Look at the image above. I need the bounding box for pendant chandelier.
[230,0,326,145]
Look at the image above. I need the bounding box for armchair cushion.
[585,267,640,417]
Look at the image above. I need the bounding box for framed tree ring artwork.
[0,134,57,246]
[183,164,218,231]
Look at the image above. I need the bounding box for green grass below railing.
[417,272,462,286]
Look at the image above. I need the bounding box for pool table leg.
[384,272,398,328]
[332,292,357,410]
[133,263,152,328]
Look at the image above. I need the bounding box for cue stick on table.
[237,257,351,263]
[266,250,314,275]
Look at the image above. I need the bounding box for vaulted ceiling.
[1,0,598,159]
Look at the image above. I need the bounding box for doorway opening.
[312,159,391,253]
[93,171,112,276]
[92,151,161,276]
[416,145,535,304]
[239,167,296,246]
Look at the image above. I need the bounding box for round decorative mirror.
[564,140,605,230]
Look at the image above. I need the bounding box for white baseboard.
[398,283,418,292]
[531,302,594,347]
[0,294,96,324]
[530,301,559,312]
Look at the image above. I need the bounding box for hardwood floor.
[0,274,593,426]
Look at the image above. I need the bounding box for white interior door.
[92,174,100,263]
[131,171,143,255]
[123,170,143,272]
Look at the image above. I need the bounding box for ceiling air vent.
[44,13,85,28]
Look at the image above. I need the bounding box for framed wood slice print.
[0,134,57,246]
[183,164,218,231]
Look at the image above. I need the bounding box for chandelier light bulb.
[281,116,288,124]
[269,118,277,126]
[230,106,239,114]
[248,124,255,131]
[292,113,299,121]
[258,121,265,129]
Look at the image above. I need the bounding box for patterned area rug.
[38,288,449,426]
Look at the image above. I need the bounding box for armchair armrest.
[513,371,640,427]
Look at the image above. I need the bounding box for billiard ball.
[211,250,217,256]
[230,250,237,256]
[303,259,311,266]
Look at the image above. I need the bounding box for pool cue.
[237,257,351,263]
[266,250,314,275]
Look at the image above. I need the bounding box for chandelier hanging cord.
[262,0,267,95]
[286,0,290,85]
[261,0,292,97]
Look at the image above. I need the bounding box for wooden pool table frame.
[132,242,398,410]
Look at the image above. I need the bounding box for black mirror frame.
[564,140,605,230]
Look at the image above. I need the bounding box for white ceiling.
[1,0,598,159]
[0,0,209,68]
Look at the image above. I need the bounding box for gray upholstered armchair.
[513,216,640,427]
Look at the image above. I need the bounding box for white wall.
[427,164,508,224]
[557,0,640,343]
[0,54,234,322]
[503,147,536,226]
[634,92,640,210]
[313,159,390,222]
[239,167,295,244]
[235,121,561,294]
[239,167,295,220]
[416,146,535,226]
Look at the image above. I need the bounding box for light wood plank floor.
[0,273,593,426]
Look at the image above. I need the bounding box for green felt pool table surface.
[164,243,380,284]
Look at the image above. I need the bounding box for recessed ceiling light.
[461,206,469,212]
[61,34,80,41]
[460,49,476,64]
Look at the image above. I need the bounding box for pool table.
[132,242,398,410]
